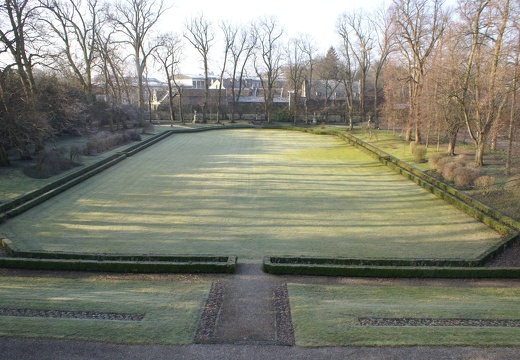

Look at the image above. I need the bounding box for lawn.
[0,129,503,262]
[0,275,210,344]
[288,283,520,347]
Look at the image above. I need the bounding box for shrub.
[412,145,427,163]
[454,154,468,166]
[505,175,520,199]
[435,157,452,173]
[428,153,443,170]
[453,166,480,187]
[475,175,495,196]
[24,148,77,178]
[85,130,141,155]
[69,145,82,163]
[442,161,463,181]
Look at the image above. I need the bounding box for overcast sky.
[158,0,386,75]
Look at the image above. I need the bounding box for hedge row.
[339,133,520,234]
[262,257,520,278]
[0,257,237,273]
[1,239,237,273]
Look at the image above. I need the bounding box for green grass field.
[288,283,520,347]
[0,275,209,344]
[0,129,503,262]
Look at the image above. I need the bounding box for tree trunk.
[446,132,458,156]
[475,139,485,167]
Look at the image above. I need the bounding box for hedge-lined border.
[338,133,520,234]
[262,256,520,278]
[1,239,237,274]
[262,131,520,278]
[0,125,251,273]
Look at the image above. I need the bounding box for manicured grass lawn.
[0,129,503,261]
[288,283,520,347]
[0,275,210,344]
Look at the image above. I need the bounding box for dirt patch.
[0,308,145,321]
[358,317,520,327]
[195,281,224,343]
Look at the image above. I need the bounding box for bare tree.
[184,13,214,123]
[451,0,511,166]
[228,24,256,122]
[506,12,520,175]
[253,15,284,123]
[96,28,132,130]
[371,5,395,127]
[337,9,374,122]
[153,33,182,124]
[285,37,307,124]
[216,20,237,123]
[391,0,448,142]
[0,0,42,95]
[336,22,357,130]
[40,0,102,104]
[108,0,168,127]
[299,34,317,124]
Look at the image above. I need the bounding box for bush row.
[86,130,142,155]
[266,255,482,267]
[0,257,237,274]
[262,257,520,278]
[339,133,520,234]
[1,239,237,273]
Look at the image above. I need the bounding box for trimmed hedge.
[339,133,520,233]
[0,257,237,273]
[262,256,520,278]
[1,239,237,273]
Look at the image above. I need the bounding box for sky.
[158,0,386,76]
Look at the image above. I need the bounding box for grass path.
[0,129,503,261]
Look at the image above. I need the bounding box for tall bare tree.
[285,37,307,124]
[506,11,520,175]
[253,15,284,123]
[337,9,374,122]
[336,30,357,130]
[228,23,256,122]
[153,32,182,124]
[391,0,447,143]
[108,0,167,127]
[184,13,214,123]
[299,34,317,124]
[451,0,511,166]
[216,20,236,123]
[0,0,42,95]
[371,5,395,127]
[40,0,102,104]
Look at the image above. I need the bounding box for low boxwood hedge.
[1,238,237,273]
[0,256,237,273]
[262,256,520,278]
